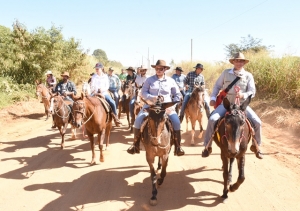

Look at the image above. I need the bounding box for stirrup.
[175,147,185,156]
[202,147,212,158]
[127,145,140,154]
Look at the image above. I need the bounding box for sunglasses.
[155,67,165,72]
[234,59,245,63]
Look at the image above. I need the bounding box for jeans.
[109,89,120,109]
[134,109,180,130]
[203,104,262,147]
[129,96,136,118]
[104,94,117,115]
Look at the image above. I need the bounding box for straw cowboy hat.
[174,67,183,72]
[126,66,136,72]
[140,65,148,70]
[45,70,53,75]
[109,67,114,71]
[151,60,170,70]
[194,63,205,69]
[229,52,250,64]
[61,72,70,77]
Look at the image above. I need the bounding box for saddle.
[96,96,111,113]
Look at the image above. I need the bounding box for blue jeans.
[129,96,136,118]
[109,89,120,109]
[203,104,262,147]
[104,94,117,115]
[134,109,180,130]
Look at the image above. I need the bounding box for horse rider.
[53,71,77,128]
[202,52,263,159]
[179,63,210,122]
[45,70,57,92]
[108,67,121,111]
[171,67,186,98]
[129,65,149,119]
[121,66,137,113]
[90,62,122,127]
[127,60,185,156]
[118,69,127,81]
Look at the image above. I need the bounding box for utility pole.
[191,39,193,62]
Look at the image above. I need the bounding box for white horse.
[82,82,91,96]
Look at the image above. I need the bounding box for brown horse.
[49,93,77,149]
[35,80,51,120]
[212,96,253,201]
[72,93,112,165]
[185,86,205,145]
[119,80,134,129]
[131,83,144,132]
[139,97,177,206]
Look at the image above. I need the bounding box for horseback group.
[36,52,263,204]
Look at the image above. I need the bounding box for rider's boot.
[250,140,263,159]
[121,95,126,113]
[111,113,122,127]
[127,128,141,154]
[174,130,185,156]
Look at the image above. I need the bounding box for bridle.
[51,96,71,119]
[73,99,96,125]
[37,84,50,99]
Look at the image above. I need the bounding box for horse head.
[72,93,86,128]
[49,92,62,114]
[190,86,205,112]
[134,83,144,108]
[222,95,252,157]
[122,81,134,98]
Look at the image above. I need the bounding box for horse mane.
[189,87,204,103]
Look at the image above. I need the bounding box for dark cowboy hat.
[194,63,205,69]
[151,60,170,70]
[229,52,250,64]
[109,67,114,71]
[61,71,70,77]
[126,66,135,72]
[174,67,183,72]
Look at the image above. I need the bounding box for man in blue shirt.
[171,67,186,98]
[108,67,121,110]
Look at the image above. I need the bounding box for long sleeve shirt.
[54,80,77,101]
[46,76,57,87]
[141,75,181,104]
[108,74,121,91]
[135,74,149,87]
[90,73,109,95]
[184,71,205,93]
[211,68,256,104]
[171,73,186,90]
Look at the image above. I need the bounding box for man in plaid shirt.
[179,63,210,122]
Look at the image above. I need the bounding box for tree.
[92,49,108,65]
[224,34,273,58]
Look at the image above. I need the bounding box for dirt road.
[0,100,300,211]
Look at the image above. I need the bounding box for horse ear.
[240,95,252,111]
[35,79,41,85]
[223,97,231,111]
[81,92,84,100]
[162,102,177,109]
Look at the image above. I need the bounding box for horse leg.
[227,158,234,189]
[99,129,106,162]
[146,154,158,206]
[89,134,97,165]
[105,122,112,150]
[70,125,76,140]
[127,111,131,129]
[185,112,189,132]
[58,126,65,149]
[198,118,204,138]
[191,120,195,145]
[157,155,169,186]
[221,154,230,200]
[156,157,162,172]
[230,156,245,192]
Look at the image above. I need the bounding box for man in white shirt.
[90,63,122,127]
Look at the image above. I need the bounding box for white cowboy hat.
[45,70,53,75]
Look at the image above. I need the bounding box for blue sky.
[1,0,300,66]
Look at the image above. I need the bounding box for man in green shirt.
[118,69,127,81]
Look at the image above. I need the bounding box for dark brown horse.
[131,83,144,132]
[119,80,134,129]
[49,93,77,149]
[139,97,177,206]
[72,93,112,165]
[212,96,253,201]
[185,86,205,145]
[35,80,51,120]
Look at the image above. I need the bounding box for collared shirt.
[90,73,109,95]
[171,73,186,90]
[118,73,127,81]
[126,73,137,82]
[55,80,77,101]
[184,71,205,93]
[135,74,149,87]
[210,68,256,103]
[141,75,181,103]
[46,76,57,87]
[108,74,121,91]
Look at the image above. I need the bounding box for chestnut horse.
[119,80,134,129]
[131,83,144,132]
[185,86,205,145]
[35,80,51,120]
[139,97,177,206]
[212,96,253,201]
[72,93,112,165]
[49,93,77,149]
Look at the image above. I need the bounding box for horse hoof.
[191,143,195,146]
[90,160,96,165]
[61,145,64,149]
[100,157,104,162]
[157,178,164,186]
[105,146,110,151]
[149,198,157,206]
[222,197,229,203]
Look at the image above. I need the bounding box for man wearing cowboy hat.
[54,72,77,102]
[90,62,122,127]
[120,66,137,113]
[108,67,121,111]
[127,60,185,156]
[202,52,263,159]
[129,65,149,120]
[45,70,57,92]
[179,63,210,122]
[171,67,186,98]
